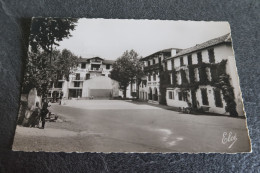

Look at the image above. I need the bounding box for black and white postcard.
[13,18,251,153]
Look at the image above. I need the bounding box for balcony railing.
[71,77,85,81]
[90,60,102,63]
[89,68,103,72]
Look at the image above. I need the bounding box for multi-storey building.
[48,57,120,100]
[163,33,244,116]
[139,48,182,104]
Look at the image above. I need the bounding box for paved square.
[13,100,250,153]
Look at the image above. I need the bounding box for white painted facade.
[165,41,244,116]
[140,48,181,103]
[48,57,119,100]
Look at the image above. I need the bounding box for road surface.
[13,100,251,153]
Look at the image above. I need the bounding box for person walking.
[40,99,49,129]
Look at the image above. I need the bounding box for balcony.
[89,68,103,72]
[144,63,162,72]
[71,77,85,81]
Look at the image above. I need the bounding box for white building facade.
[164,34,244,116]
[48,57,120,100]
[139,48,182,104]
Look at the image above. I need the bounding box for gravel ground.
[13,100,251,153]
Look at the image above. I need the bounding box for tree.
[22,49,78,97]
[110,50,144,98]
[22,18,78,96]
[29,18,78,63]
[53,49,78,83]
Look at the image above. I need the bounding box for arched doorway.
[153,87,158,101]
[149,87,152,100]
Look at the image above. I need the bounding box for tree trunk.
[130,80,133,97]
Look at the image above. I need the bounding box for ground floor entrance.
[69,89,82,98]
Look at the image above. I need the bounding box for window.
[208,48,215,63]
[199,67,208,82]
[81,63,86,69]
[206,67,211,81]
[183,92,188,101]
[159,57,161,65]
[194,68,199,82]
[197,52,202,64]
[210,66,217,81]
[76,73,80,80]
[148,61,150,66]
[153,59,156,65]
[169,91,173,99]
[180,57,184,66]
[148,74,151,81]
[106,64,110,69]
[178,92,183,101]
[57,82,63,88]
[201,88,209,105]
[214,88,223,107]
[170,73,173,84]
[188,55,192,65]
[172,72,176,84]
[177,71,181,85]
[86,74,90,80]
[153,73,156,81]
[74,82,80,87]
[186,69,190,83]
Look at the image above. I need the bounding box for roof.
[141,48,182,61]
[166,33,231,60]
[103,60,115,64]
[77,57,115,64]
[78,58,89,63]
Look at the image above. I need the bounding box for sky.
[57,19,231,60]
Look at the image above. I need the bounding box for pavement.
[13,100,251,153]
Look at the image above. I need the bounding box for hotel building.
[48,57,121,100]
[139,48,182,104]
[163,33,244,116]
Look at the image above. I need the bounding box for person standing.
[40,99,49,129]
[29,102,41,128]
[59,91,63,105]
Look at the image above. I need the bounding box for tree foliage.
[22,49,78,96]
[29,18,78,54]
[22,18,79,97]
[110,50,144,98]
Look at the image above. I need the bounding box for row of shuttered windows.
[167,49,215,70]
[168,88,223,108]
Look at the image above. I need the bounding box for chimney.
[171,49,177,56]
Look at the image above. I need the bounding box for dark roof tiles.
[167,33,231,59]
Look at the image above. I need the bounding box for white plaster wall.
[196,85,227,115]
[183,55,188,65]
[167,59,172,70]
[175,57,180,68]
[82,76,120,98]
[192,52,198,64]
[201,50,210,63]
[166,89,189,108]
[214,44,234,63]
